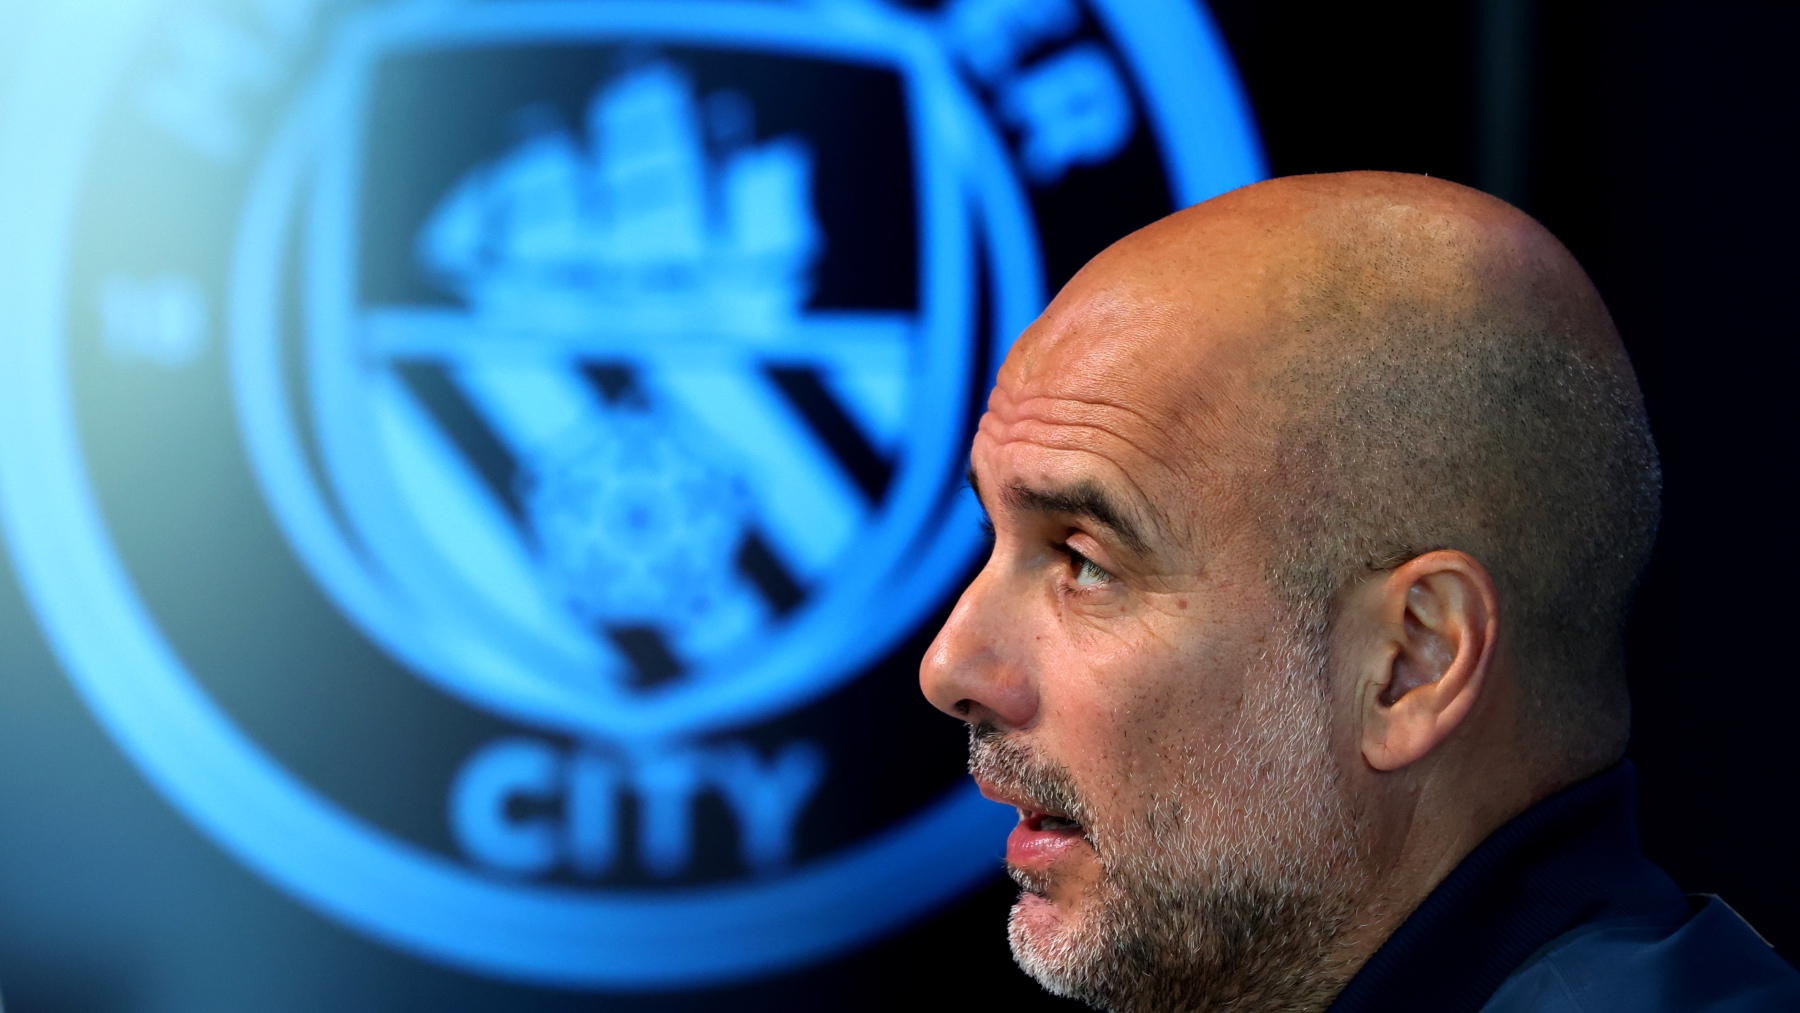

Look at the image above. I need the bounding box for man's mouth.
[1022,808,1083,835]
[978,780,1092,880]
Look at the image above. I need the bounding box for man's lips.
[977,778,1090,878]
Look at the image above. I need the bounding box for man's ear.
[1350,550,1501,772]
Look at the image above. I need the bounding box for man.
[919,172,1800,1012]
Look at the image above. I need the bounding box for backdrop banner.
[0,0,1261,991]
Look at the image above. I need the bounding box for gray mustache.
[968,722,1091,829]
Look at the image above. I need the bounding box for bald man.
[920,172,1800,1013]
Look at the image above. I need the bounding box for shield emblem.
[1,0,1263,988]
[285,1,1031,742]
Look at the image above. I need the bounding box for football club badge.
[0,0,1262,988]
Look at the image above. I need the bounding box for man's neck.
[1322,753,1561,1004]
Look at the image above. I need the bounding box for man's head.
[919,172,1660,1013]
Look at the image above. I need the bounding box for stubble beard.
[970,621,1370,1013]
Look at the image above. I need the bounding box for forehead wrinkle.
[975,429,1168,538]
[986,311,1240,556]
[987,393,1168,463]
[987,393,1199,518]
[975,422,1181,560]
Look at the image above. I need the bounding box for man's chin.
[1010,888,1062,929]
[1007,887,1099,998]
[1006,849,1106,950]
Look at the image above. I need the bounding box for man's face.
[919,274,1368,1012]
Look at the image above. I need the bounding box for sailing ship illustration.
[339,55,921,702]
[417,61,823,342]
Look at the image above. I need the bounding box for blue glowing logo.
[0,0,1261,989]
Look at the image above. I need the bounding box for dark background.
[0,1,1793,1009]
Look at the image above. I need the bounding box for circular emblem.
[0,0,1261,989]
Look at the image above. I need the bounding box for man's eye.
[1069,548,1112,588]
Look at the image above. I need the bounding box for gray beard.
[970,623,1369,1013]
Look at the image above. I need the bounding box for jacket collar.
[1327,762,1686,1013]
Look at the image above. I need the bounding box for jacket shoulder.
[1481,898,1800,1013]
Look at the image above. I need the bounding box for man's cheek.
[1060,598,1159,656]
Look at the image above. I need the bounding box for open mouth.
[975,776,1093,876]
[1022,808,1083,835]
[1004,803,1091,884]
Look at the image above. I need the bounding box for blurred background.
[0,1,1793,1011]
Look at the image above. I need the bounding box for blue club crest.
[290,7,996,743]
[0,0,1264,989]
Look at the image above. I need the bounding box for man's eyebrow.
[967,467,1154,557]
[1004,481,1152,556]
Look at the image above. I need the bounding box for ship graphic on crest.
[418,61,823,341]
[358,60,914,694]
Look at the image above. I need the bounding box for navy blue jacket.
[1328,764,1800,1012]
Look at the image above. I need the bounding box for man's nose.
[918,566,1038,731]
